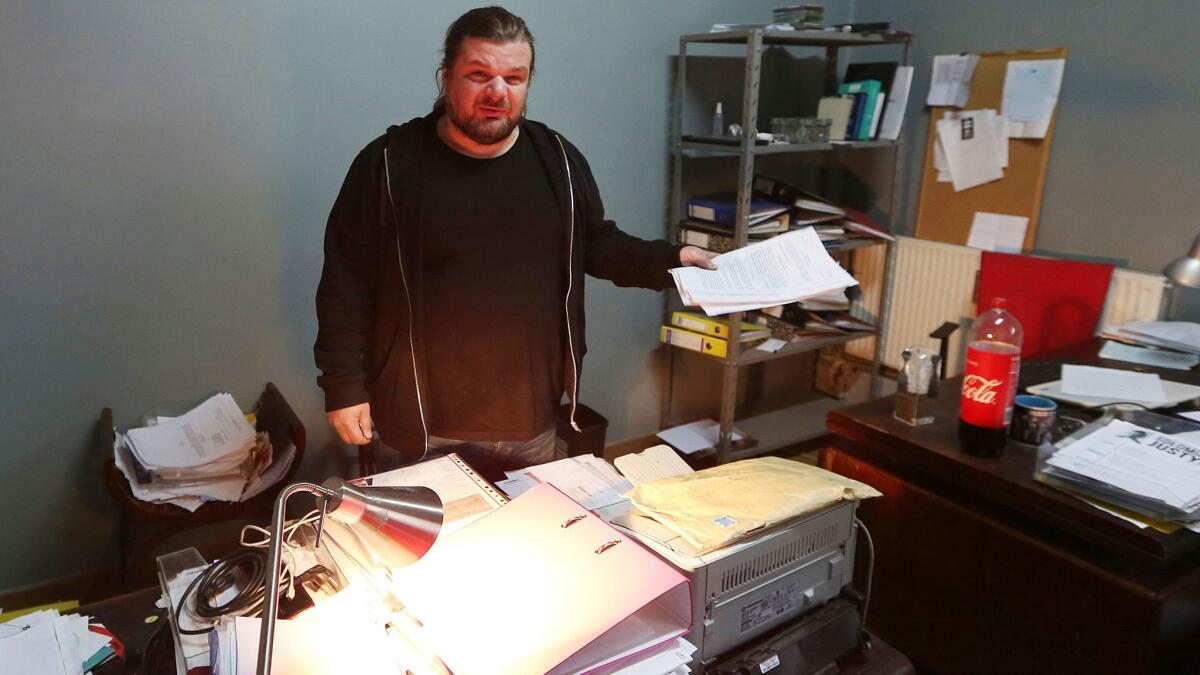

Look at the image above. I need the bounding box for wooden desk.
[821,340,1200,674]
[76,587,913,675]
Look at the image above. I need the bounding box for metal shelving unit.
[661,28,913,464]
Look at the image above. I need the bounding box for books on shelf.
[750,174,895,242]
[838,79,883,140]
[669,311,771,340]
[661,312,771,358]
[817,96,855,142]
[686,194,790,228]
[660,325,765,359]
[755,304,876,340]
[752,174,845,215]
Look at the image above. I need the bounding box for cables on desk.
[176,547,275,635]
[175,510,324,635]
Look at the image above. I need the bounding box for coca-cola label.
[960,345,1020,428]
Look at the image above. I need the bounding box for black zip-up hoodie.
[314,113,682,457]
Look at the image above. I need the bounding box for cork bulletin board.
[914,47,1068,250]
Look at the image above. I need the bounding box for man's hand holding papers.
[669,227,858,317]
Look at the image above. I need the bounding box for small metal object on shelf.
[770,117,832,144]
[894,346,940,426]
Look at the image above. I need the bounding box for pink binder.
[398,483,692,675]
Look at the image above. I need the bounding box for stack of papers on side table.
[113,392,290,511]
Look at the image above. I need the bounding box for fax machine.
[621,500,863,673]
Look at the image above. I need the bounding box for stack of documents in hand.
[1102,320,1200,356]
[113,393,288,511]
[1040,418,1200,529]
[670,227,859,316]
[0,608,118,674]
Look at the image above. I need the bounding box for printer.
[616,499,863,673]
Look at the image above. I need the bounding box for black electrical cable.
[175,547,290,635]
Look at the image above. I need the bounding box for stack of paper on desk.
[497,455,633,520]
[1042,419,1200,524]
[670,228,858,316]
[1102,320,1200,356]
[0,609,116,675]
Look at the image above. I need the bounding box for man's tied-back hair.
[433,6,536,113]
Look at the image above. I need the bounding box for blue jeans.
[426,426,558,476]
[376,427,558,478]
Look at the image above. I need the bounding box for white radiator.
[845,237,1168,377]
[1099,268,1169,328]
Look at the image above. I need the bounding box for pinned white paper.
[1003,59,1065,139]
[966,212,1029,253]
[936,115,1004,191]
[927,54,980,107]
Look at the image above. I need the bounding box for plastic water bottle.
[959,297,1023,456]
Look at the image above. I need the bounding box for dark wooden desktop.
[821,339,1200,675]
[77,585,912,675]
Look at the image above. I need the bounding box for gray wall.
[4,2,851,592]
[853,0,1200,277]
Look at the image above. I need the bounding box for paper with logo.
[936,114,1004,192]
[1047,419,1200,512]
[394,483,691,675]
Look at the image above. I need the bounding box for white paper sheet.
[755,338,788,353]
[613,445,694,487]
[0,621,70,675]
[526,457,633,511]
[126,392,255,471]
[1003,59,1065,139]
[878,65,914,141]
[965,212,1029,253]
[1099,340,1200,371]
[669,228,858,317]
[1061,365,1167,402]
[927,54,980,107]
[937,115,1004,191]
[656,419,743,455]
[936,109,1007,183]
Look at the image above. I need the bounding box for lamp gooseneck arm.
[255,482,338,675]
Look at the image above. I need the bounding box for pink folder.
[397,483,692,675]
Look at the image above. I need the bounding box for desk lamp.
[256,478,442,675]
[1164,234,1200,289]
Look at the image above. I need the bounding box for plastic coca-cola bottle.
[959,297,1023,456]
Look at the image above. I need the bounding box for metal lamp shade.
[322,478,443,567]
[257,479,443,675]
[1164,234,1200,289]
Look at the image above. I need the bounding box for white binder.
[396,483,692,675]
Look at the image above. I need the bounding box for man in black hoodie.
[314,6,716,474]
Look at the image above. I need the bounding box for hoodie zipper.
[383,147,430,458]
[554,135,582,433]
